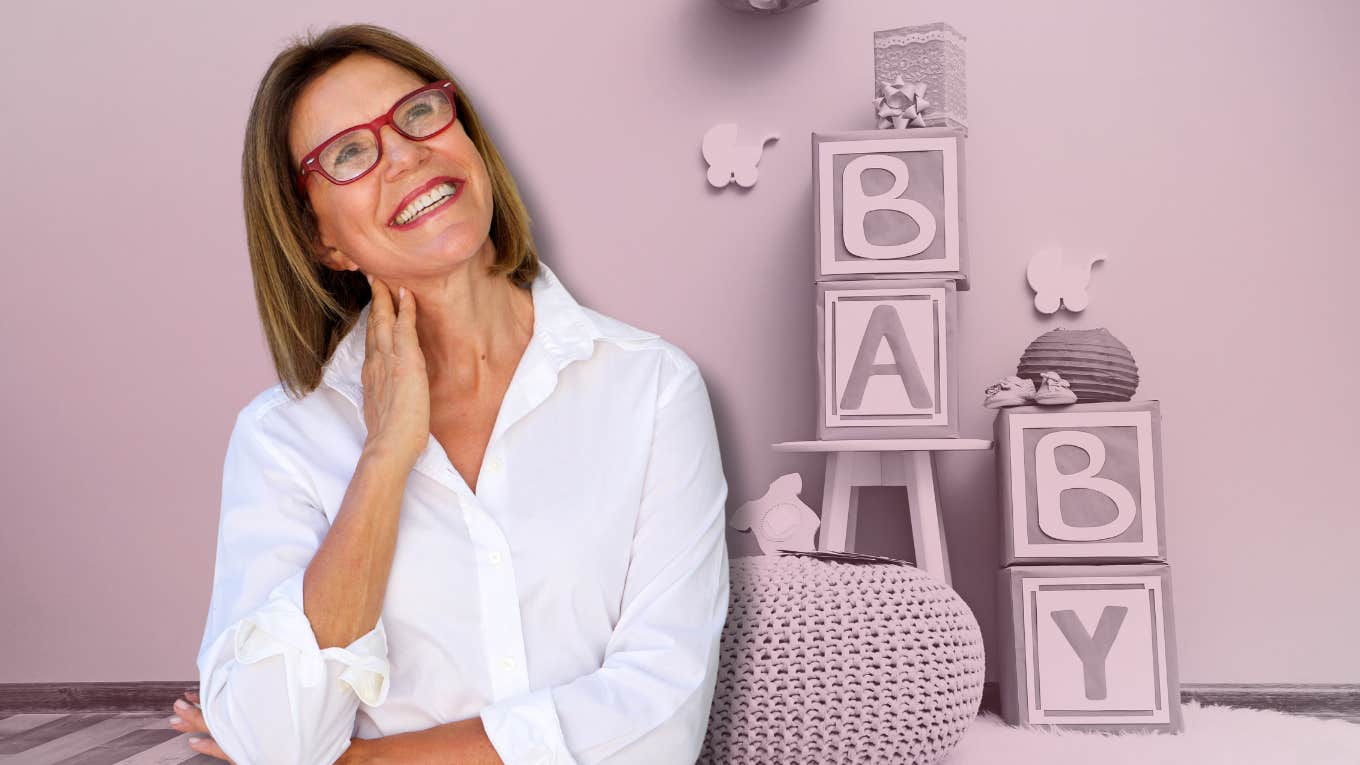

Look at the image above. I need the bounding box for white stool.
[772,439,992,586]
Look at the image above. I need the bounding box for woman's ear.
[304,224,353,272]
[314,247,359,273]
[303,204,360,273]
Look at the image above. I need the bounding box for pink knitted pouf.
[699,554,985,764]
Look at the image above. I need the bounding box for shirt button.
[488,551,503,565]
[501,656,516,671]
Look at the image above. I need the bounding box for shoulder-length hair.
[242,23,540,400]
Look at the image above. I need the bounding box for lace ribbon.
[873,28,967,49]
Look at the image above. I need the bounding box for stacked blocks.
[813,127,969,440]
[994,401,1183,733]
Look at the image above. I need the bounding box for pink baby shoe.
[983,376,1037,408]
[1034,370,1078,405]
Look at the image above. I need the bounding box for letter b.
[841,154,937,260]
[1034,430,1137,542]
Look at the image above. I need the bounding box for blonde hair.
[241,23,540,399]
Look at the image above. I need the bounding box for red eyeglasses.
[296,80,457,192]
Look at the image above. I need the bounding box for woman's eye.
[402,105,432,126]
[335,143,361,164]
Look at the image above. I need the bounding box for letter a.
[839,304,933,410]
[1050,606,1128,700]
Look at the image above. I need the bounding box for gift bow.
[873,76,930,129]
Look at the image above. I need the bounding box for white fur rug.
[944,701,1360,765]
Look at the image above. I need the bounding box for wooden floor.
[0,713,219,765]
[2,704,1353,764]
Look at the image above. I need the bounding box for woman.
[167,23,731,765]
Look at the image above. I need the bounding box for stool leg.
[820,452,854,552]
[820,452,882,552]
[904,451,952,585]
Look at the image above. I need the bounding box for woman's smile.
[389,178,465,230]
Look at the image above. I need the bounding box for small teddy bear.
[729,473,821,555]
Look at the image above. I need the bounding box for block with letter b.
[812,127,968,285]
[998,564,1183,733]
[816,279,958,439]
[995,401,1167,565]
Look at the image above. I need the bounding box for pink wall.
[2,0,1356,685]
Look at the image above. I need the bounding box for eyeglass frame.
[295,80,458,193]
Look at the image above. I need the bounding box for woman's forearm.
[304,444,412,650]
[362,717,504,765]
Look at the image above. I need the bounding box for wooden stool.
[772,439,992,586]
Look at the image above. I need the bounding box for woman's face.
[288,53,494,281]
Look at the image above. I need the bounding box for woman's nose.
[381,124,426,172]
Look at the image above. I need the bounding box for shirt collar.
[319,260,602,412]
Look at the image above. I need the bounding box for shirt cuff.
[479,687,577,765]
[232,569,392,707]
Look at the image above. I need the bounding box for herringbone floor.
[3,705,1354,764]
[0,713,218,765]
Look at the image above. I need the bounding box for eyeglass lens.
[317,89,455,181]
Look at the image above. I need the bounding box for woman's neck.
[409,242,534,393]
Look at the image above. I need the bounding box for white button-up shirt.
[196,262,731,765]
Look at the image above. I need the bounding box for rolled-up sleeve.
[196,409,392,765]
[480,352,732,765]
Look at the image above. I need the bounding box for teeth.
[395,182,458,225]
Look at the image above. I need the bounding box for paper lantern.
[1017,327,1139,402]
[714,0,817,13]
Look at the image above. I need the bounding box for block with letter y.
[995,401,1167,565]
[998,564,1183,733]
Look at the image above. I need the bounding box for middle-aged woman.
[166,23,731,765]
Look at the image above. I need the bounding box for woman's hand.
[361,276,430,468]
[167,689,377,763]
[167,689,235,763]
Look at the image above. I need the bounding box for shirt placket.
[467,495,533,700]
[409,334,568,704]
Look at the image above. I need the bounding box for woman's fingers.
[169,694,234,761]
[188,734,235,762]
[170,697,209,733]
[364,275,378,360]
[393,285,417,357]
[358,273,428,466]
[370,276,394,358]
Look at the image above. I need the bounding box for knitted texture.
[699,554,985,764]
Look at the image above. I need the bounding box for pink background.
[2,0,1357,685]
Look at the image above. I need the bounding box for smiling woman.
[180,21,731,765]
[240,24,540,400]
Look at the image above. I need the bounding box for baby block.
[815,279,959,439]
[997,564,1183,733]
[994,401,1167,565]
[811,128,969,286]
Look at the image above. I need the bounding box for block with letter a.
[812,127,968,286]
[994,401,1167,565]
[816,279,958,439]
[998,564,1183,733]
